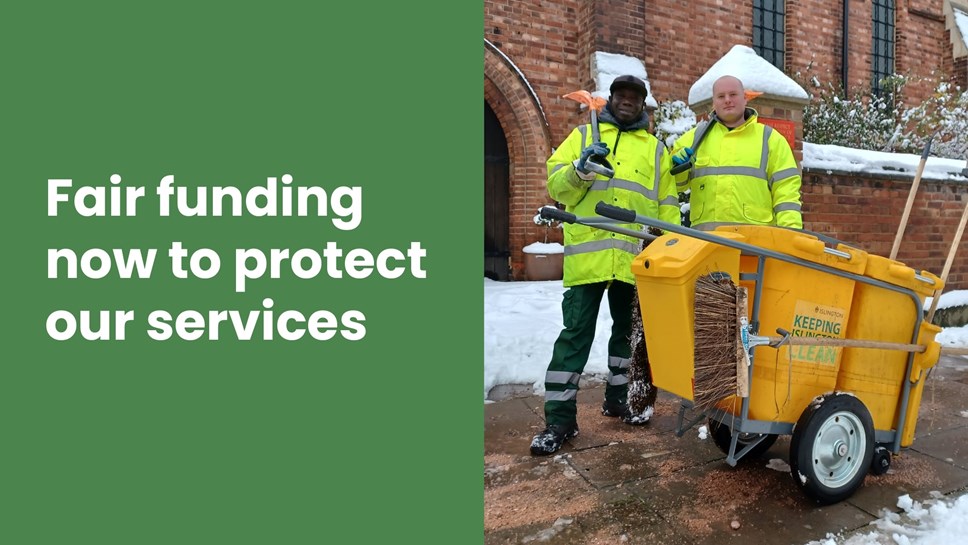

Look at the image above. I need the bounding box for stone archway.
[484,39,553,280]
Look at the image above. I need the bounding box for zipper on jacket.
[612,131,622,156]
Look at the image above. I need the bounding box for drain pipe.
[842,0,849,96]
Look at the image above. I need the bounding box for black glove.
[576,142,610,174]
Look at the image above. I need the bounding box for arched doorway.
[484,102,510,281]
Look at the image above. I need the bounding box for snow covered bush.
[897,81,968,159]
[798,67,968,160]
[653,100,696,149]
[799,73,905,152]
[652,100,697,226]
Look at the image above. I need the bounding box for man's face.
[609,88,645,124]
[712,77,747,127]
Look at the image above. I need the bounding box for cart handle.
[595,202,863,262]
[596,202,637,223]
[539,206,659,242]
[538,206,576,224]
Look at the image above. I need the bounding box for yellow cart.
[539,203,943,505]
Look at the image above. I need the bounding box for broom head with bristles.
[692,273,749,413]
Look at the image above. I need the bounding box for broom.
[627,289,657,417]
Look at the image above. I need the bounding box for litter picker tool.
[562,90,615,178]
[670,114,718,176]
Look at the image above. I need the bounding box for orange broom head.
[745,90,763,101]
[562,90,608,112]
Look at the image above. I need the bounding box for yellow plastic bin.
[631,231,743,402]
[838,255,943,446]
[706,226,868,424]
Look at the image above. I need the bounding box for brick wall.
[785,0,843,87]
[944,23,968,87]
[643,0,753,105]
[485,0,586,145]
[897,1,948,101]
[802,171,968,289]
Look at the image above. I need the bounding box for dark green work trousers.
[543,280,634,427]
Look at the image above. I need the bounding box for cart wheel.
[789,393,874,505]
[709,418,777,461]
[870,446,891,476]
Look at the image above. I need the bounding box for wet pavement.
[484,355,968,544]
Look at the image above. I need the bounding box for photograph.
[484,2,968,543]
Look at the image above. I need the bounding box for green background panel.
[2,3,482,543]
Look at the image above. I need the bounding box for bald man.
[671,75,803,229]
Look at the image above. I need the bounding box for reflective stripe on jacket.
[672,109,803,228]
[547,122,680,287]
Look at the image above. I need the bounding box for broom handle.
[889,137,933,260]
[765,335,924,352]
[925,198,968,324]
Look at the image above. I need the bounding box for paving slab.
[484,496,686,545]
[622,458,875,545]
[566,430,725,489]
[911,426,968,471]
[484,454,600,536]
[485,398,544,458]
[910,370,968,435]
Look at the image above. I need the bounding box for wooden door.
[484,102,510,280]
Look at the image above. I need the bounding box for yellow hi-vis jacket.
[672,109,803,229]
[547,122,680,287]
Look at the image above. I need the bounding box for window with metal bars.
[753,0,785,70]
[871,0,895,95]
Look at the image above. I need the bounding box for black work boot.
[602,401,652,425]
[601,400,628,418]
[530,423,579,456]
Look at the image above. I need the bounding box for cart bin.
[838,255,942,444]
[631,232,743,402]
[710,226,868,424]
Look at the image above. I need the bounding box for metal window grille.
[871,0,895,95]
[753,0,785,70]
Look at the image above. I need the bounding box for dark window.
[871,0,895,95]
[753,0,785,70]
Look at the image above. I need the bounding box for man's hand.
[671,147,695,166]
[576,142,610,174]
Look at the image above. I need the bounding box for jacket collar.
[723,108,759,131]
